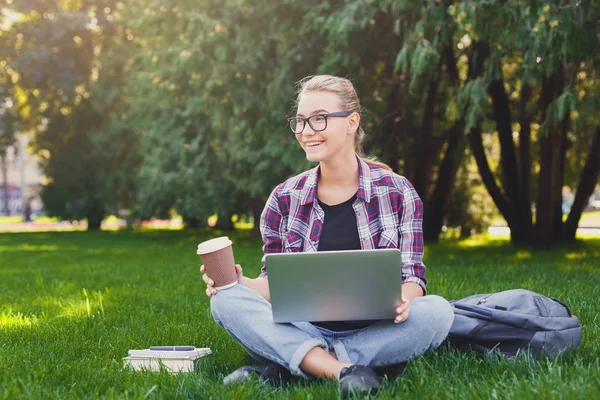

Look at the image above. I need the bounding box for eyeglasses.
[287,111,353,134]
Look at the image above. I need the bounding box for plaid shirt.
[259,157,427,293]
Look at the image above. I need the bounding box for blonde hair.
[296,75,392,172]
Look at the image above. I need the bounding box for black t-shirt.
[316,193,361,252]
[310,192,378,331]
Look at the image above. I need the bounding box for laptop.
[265,249,403,323]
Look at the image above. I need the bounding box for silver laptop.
[265,249,403,323]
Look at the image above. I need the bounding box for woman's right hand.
[200,265,217,297]
[200,264,244,297]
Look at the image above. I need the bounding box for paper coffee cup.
[197,236,238,290]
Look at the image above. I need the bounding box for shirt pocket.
[378,229,399,249]
[284,230,303,252]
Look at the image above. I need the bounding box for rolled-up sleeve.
[397,178,427,294]
[259,186,286,278]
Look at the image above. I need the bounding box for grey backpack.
[448,289,582,359]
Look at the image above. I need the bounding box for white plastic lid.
[196,236,232,255]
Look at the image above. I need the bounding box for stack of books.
[123,346,212,373]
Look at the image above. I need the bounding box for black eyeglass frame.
[287,111,354,134]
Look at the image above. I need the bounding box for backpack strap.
[550,298,572,317]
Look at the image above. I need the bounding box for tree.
[290,0,481,241]
[123,0,316,231]
[459,1,598,246]
[121,0,240,228]
[0,9,20,216]
[6,0,598,246]
[395,0,600,247]
[2,0,138,230]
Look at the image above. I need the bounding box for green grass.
[0,216,61,225]
[1,230,599,399]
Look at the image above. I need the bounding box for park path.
[486,226,600,237]
[0,220,598,237]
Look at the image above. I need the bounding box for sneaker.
[223,363,295,386]
[338,365,382,396]
[373,362,407,380]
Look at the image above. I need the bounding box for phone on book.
[149,346,195,351]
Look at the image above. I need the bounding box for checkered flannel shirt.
[259,156,427,294]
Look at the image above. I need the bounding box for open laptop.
[265,249,403,323]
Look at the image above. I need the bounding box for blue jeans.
[210,284,454,378]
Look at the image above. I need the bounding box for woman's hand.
[200,264,244,297]
[394,296,411,323]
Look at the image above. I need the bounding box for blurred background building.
[0,134,42,217]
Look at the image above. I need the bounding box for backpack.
[447,289,582,360]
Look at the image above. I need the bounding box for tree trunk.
[564,126,600,240]
[385,78,408,175]
[377,10,405,174]
[421,40,472,241]
[534,73,564,247]
[468,127,517,229]
[444,41,460,87]
[216,211,235,231]
[423,122,466,241]
[487,66,532,244]
[184,217,202,228]
[535,127,562,248]
[465,42,531,240]
[251,197,264,237]
[518,82,533,241]
[412,60,442,198]
[86,200,104,231]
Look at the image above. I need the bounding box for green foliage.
[396,38,440,92]
[429,0,600,244]
[119,0,323,222]
[2,1,139,228]
[540,88,578,135]
[459,78,488,132]
[3,0,600,243]
[38,101,106,226]
[0,103,16,155]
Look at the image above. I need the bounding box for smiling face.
[295,90,360,164]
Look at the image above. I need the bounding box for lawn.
[0,216,61,225]
[1,230,599,399]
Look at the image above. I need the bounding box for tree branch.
[487,63,521,207]
[468,127,514,223]
[423,121,466,240]
[444,40,460,87]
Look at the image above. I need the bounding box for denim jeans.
[210,283,454,378]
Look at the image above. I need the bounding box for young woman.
[201,75,454,395]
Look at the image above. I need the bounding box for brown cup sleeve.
[199,245,237,288]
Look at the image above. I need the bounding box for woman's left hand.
[394,296,411,324]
